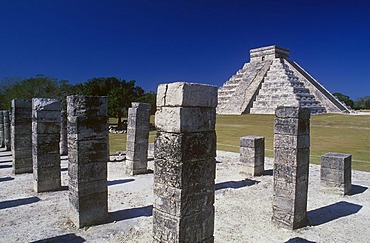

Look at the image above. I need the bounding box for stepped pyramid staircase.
[217,45,351,115]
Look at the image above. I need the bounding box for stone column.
[125,102,151,175]
[67,95,109,228]
[321,152,352,195]
[3,110,11,151]
[60,110,68,155]
[0,110,4,147]
[11,99,33,174]
[240,135,265,176]
[32,98,61,192]
[153,82,217,242]
[272,106,310,229]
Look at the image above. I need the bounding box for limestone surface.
[321,152,352,195]
[32,98,61,193]
[3,110,11,151]
[272,106,310,229]
[60,110,68,155]
[0,110,4,147]
[153,82,217,242]
[240,136,265,176]
[125,102,151,175]
[11,99,33,174]
[67,95,109,228]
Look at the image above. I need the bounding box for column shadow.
[215,179,260,190]
[30,233,86,243]
[0,153,12,157]
[0,196,40,210]
[0,176,14,182]
[307,201,362,226]
[0,164,12,169]
[348,184,368,196]
[108,179,135,186]
[109,205,153,222]
[285,237,316,243]
[262,169,273,176]
[0,159,12,163]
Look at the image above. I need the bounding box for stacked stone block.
[153,82,217,242]
[3,110,11,151]
[32,98,61,192]
[60,110,68,155]
[67,95,109,228]
[11,99,33,174]
[240,136,265,176]
[321,152,352,195]
[126,102,151,175]
[0,110,4,147]
[272,106,310,229]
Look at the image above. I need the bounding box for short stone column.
[125,102,151,175]
[67,95,109,228]
[32,98,61,192]
[60,110,68,155]
[153,82,217,242]
[272,106,310,229]
[321,153,352,195]
[3,110,11,151]
[11,99,33,174]
[0,110,4,147]
[240,136,265,176]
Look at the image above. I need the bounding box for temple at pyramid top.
[250,45,290,62]
[217,45,350,115]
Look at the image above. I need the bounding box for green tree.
[137,91,157,115]
[354,96,370,110]
[0,75,61,109]
[81,77,146,127]
[333,92,354,108]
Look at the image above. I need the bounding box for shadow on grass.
[348,184,368,196]
[308,201,362,226]
[108,179,135,186]
[285,237,316,243]
[30,233,86,243]
[215,179,260,190]
[0,176,14,182]
[0,196,40,210]
[109,205,152,222]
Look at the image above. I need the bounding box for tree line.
[0,75,156,127]
[333,92,370,110]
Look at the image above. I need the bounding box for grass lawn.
[109,114,370,172]
[216,113,370,172]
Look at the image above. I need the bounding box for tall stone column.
[67,95,109,228]
[272,106,310,229]
[125,102,151,175]
[0,110,4,147]
[32,98,61,192]
[3,110,11,151]
[60,110,68,155]
[153,82,217,242]
[11,99,33,174]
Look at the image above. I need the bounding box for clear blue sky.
[1,0,369,99]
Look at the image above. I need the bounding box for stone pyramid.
[217,45,350,115]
